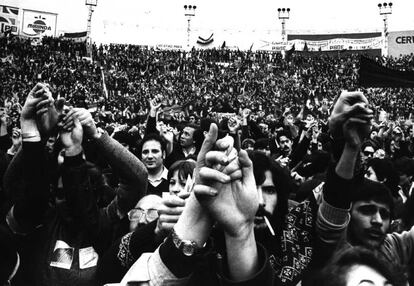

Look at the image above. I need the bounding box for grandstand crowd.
[0,35,413,286]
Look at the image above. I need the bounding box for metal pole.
[187,17,191,48]
[281,19,286,42]
[383,14,388,57]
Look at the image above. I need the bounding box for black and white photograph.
[0,0,414,285]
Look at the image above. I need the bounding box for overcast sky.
[4,0,414,44]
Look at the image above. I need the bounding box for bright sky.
[4,0,414,45]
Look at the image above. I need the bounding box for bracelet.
[22,132,41,139]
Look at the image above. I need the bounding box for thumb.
[197,123,218,166]
[238,149,255,185]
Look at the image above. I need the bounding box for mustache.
[256,206,272,218]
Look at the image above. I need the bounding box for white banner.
[0,5,19,35]
[257,37,382,52]
[289,37,383,51]
[21,9,57,37]
[388,31,414,58]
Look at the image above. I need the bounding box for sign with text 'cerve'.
[21,9,57,37]
[388,30,414,58]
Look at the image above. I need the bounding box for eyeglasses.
[363,150,374,157]
[127,208,159,222]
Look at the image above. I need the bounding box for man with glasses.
[128,195,162,231]
[361,142,376,167]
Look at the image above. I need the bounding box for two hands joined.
[21,83,98,155]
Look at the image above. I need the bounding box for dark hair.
[366,158,399,195]
[311,246,406,286]
[248,151,291,231]
[351,178,394,218]
[167,160,196,182]
[394,157,414,177]
[138,133,167,158]
[276,130,292,142]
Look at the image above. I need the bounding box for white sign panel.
[21,9,57,37]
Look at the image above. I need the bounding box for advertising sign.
[388,30,414,57]
[0,5,19,35]
[21,9,57,37]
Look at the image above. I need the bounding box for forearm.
[174,194,212,247]
[94,132,147,188]
[335,143,359,180]
[225,228,258,282]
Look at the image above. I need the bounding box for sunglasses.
[363,150,374,156]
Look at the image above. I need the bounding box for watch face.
[182,243,195,256]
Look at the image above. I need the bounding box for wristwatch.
[171,228,201,257]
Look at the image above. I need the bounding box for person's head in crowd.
[393,157,414,193]
[45,135,57,154]
[249,151,290,235]
[188,114,197,124]
[284,111,294,125]
[312,246,406,286]
[361,141,376,166]
[370,128,379,141]
[298,150,330,179]
[373,148,386,159]
[258,122,269,135]
[392,126,403,141]
[348,179,394,249]
[179,123,198,150]
[241,138,255,151]
[128,195,163,231]
[167,160,196,196]
[317,133,331,152]
[254,138,271,156]
[276,131,293,156]
[365,158,400,196]
[0,225,19,286]
[139,133,166,175]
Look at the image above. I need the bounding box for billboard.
[388,31,414,58]
[0,5,19,35]
[21,9,57,37]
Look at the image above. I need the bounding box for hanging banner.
[0,5,19,35]
[21,9,57,37]
[388,31,414,58]
[288,37,383,51]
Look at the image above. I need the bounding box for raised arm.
[6,83,50,234]
[63,108,148,219]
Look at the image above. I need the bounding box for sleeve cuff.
[319,194,351,227]
[159,232,210,278]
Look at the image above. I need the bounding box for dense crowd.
[0,35,413,286]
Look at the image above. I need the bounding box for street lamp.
[378,2,392,57]
[85,0,98,58]
[184,4,196,48]
[277,8,290,42]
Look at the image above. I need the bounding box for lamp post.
[183,4,196,48]
[85,0,98,59]
[277,8,290,43]
[378,2,392,57]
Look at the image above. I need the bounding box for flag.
[249,43,254,52]
[197,33,214,45]
[359,56,414,88]
[221,41,226,49]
